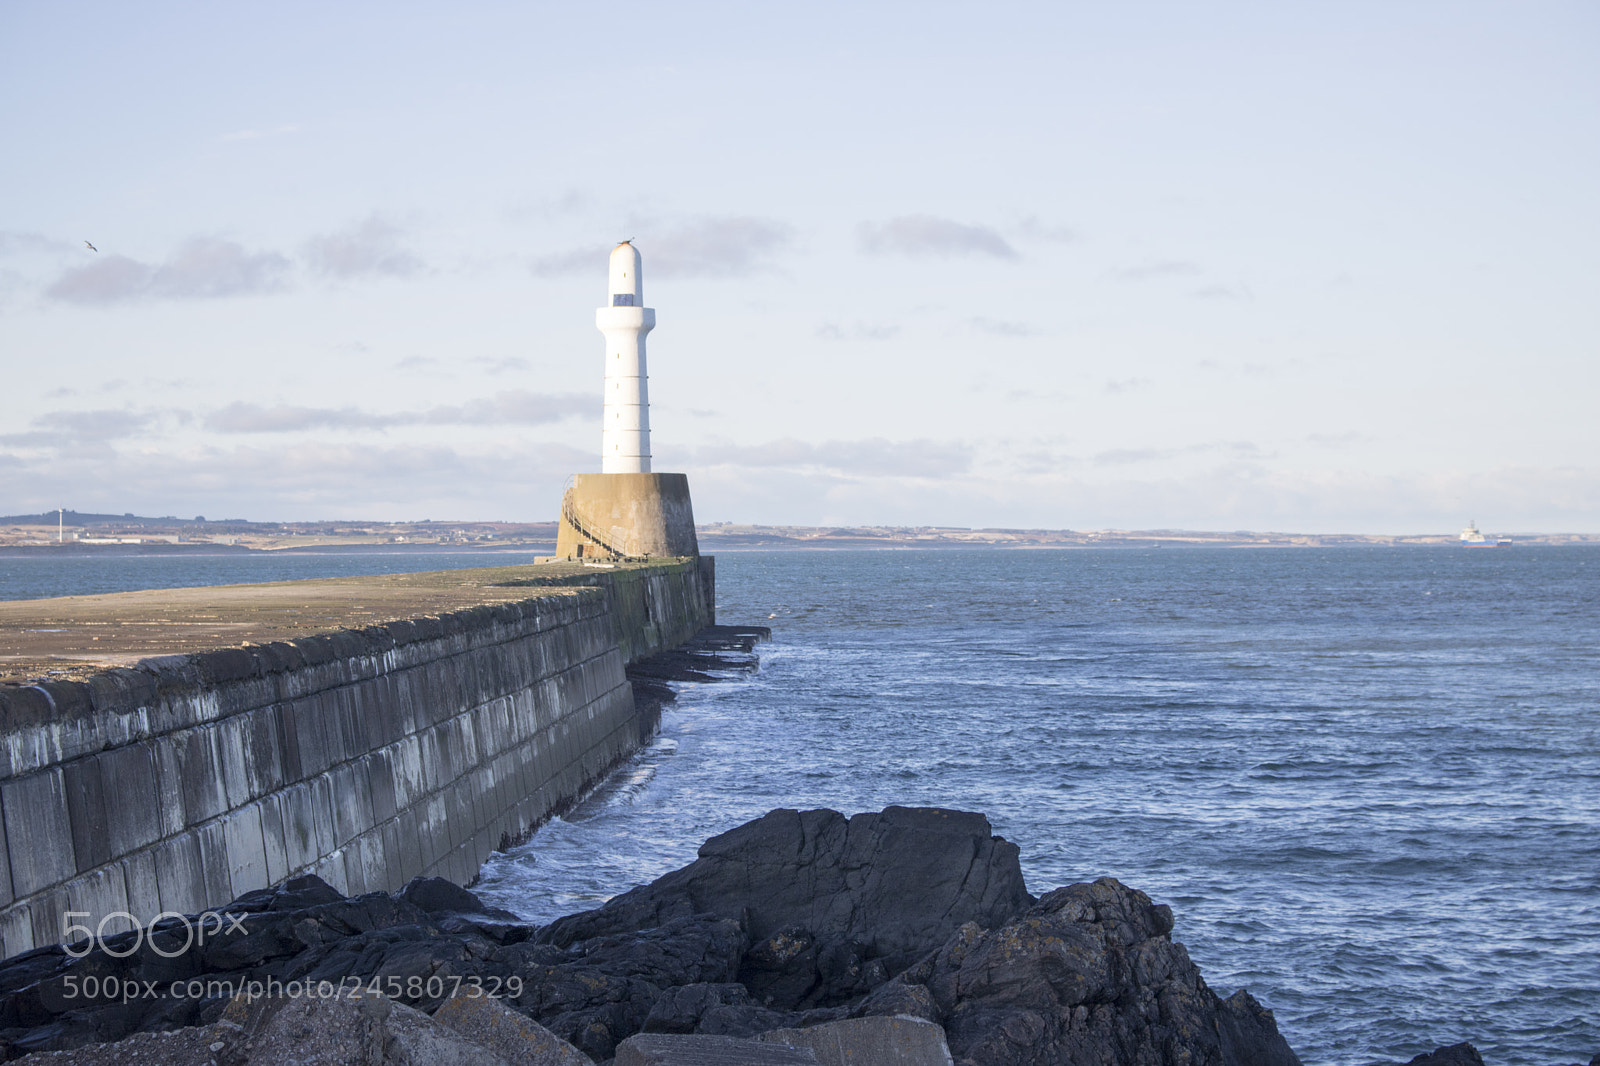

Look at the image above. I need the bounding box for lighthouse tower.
[598,241,653,473]
[553,242,699,560]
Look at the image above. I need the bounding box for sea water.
[473,548,1599,1066]
[5,547,1595,1064]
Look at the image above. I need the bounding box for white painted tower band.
[596,241,654,473]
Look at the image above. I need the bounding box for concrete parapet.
[0,558,713,958]
[557,472,699,559]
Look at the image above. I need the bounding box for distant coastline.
[693,524,1600,550]
[3,511,1595,553]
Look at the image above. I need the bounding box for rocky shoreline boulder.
[0,806,1302,1065]
[540,806,1034,999]
[890,877,1297,1066]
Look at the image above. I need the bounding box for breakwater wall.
[0,558,714,959]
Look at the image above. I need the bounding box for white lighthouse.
[596,241,654,473]
[553,242,699,560]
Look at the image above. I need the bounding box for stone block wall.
[0,559,713,958]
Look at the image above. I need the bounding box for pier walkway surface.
[0,560,659,685]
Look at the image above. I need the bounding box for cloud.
[45,238,290,304]
[206,404,391,433]
[51,409,161,441]
[472,356,531,374]
[45,254,152,303]
[395,355,437,370]
[1306,432,1365,449]
[816,321,899,342]
[151,239,290,298]
[1194,358,1292,379]
[0,408,162,447]
[1091,440,1264,466]
[434,392,591,426]
[1193,283,1251,300]
[1010,447,1081,475]
[859,215,1018,260]
[1016,217,1079,243]
[971,317,1037,337]
[204,391,593,433]
[1116,260,1202,281]
[1104,377,1151,394]
[1092,448,1168,466]
[0,231,66,255]
[529,217,793,281]
[45,381,129,399]
[302,216,422,279]
[694,437,973,479]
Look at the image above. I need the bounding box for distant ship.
[1460,521,1511,547]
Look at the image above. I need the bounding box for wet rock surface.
[0,806,1305,1065]
[1392,1046,1600,1066]
[1403,1046,1488,1066]
[625,625,769,712]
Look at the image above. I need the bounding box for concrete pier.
[0,558,713,958]
[557,473,700,559]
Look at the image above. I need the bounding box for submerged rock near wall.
[0,807,1301,1065]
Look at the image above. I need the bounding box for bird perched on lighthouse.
[596,240,655,473]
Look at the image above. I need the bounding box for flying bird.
[84,241,97,252]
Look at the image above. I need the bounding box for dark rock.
[639,983,836,1042]
[894,877,1301,1066]
[490,940,572,972]
[267,873,346,912]
[698,1006,842,1041]
[849,979,942,1026]
[614,1032,818,1066]
[5,1016,100,1058]
[432,994,591,1066]
[574,914,747,990]
[540,806,1032,979]
[384,877,521,941]
[196,912,310,972]
[436,913,533,944]
[757,1016,954,1066]
[738,928,818,1008]
[382,998,517,1066]
[626,626,767,685]
[5,1022,240,1064]
[645,983,762,1034]
[693,626,772,651]
[0,950,71,996]
[511,964,660,1060]
[399,876,496,916]
[303,892,433,937]
[1404,1045,1485,1066]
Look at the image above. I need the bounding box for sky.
[1,2,1596,532]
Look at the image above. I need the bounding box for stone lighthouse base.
[556,473,700,559]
